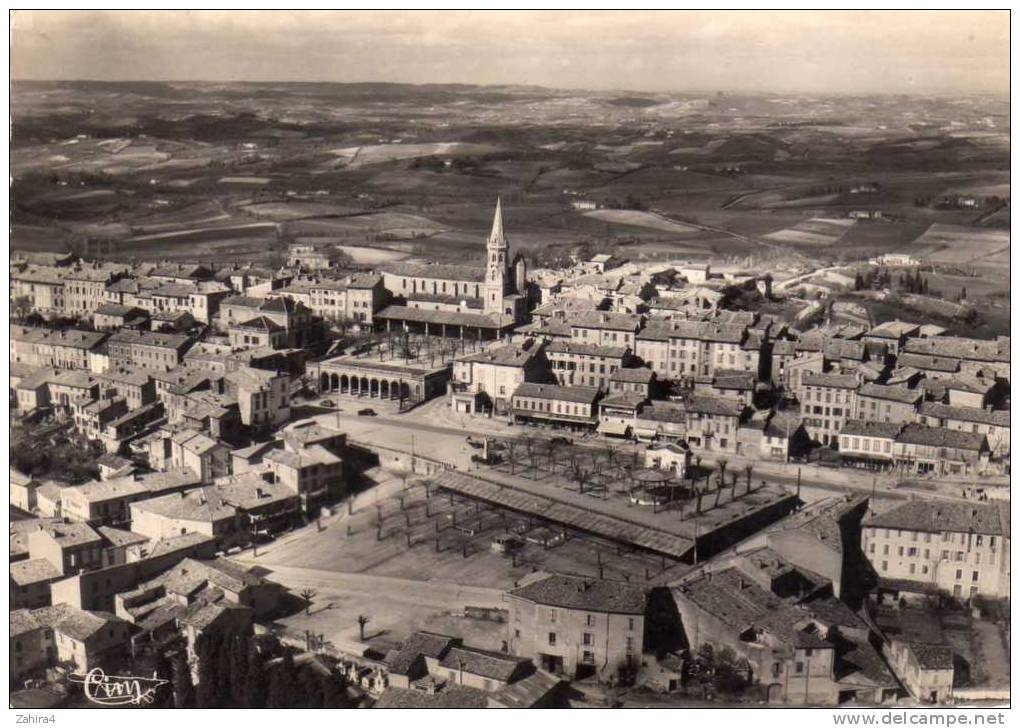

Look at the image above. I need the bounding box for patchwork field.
[582,209,703,234]
[330,142,501,169]
[907,223,1010,264]
[762,217,856,246]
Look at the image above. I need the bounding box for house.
[862,500,1010,600]
[884,639,954,704]
[671,549,898,705]
[917,402,1010,458]
[106,330,193,372]
[545,340,631,391]
[798,372,860,447]
[901,336,1010,382]
[568,311,643,349]
[510,383,601,430]
[838,420,902,471]
[644,442,690,479]
[93,303,150,331]
[10,558,63,609]
[10,467,38,512]
[27,520,104,576]
[506,573,649,681]
[763,495,870,600]
[224,366,291,430]
[10,605,131,681]
[854,383,922,424]
[893,424,990,476]
[609,366,655,398]
[450,339,548,415]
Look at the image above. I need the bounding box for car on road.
[357,408,377,417]
[319,399,336,408]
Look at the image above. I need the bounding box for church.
[375,198,530,340]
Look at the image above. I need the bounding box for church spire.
[488,197,507,247]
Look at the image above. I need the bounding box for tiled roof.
[801,372,859,390]
[903,336,1009,364]
[508,574,648,614]
[906,642,954,671]
[896,423,987,451]
[375,305,512,329]
[386,631,458,675]
[570,311,643,331]
[438,646,528,682]
[512,383,600,404]
[34,520,103,547]
[840,420,903,439]
[857,383,922,405]
[611,367,654,383]
[9,558,61,586]
[372,685,489,709]
[896,352,960,373]
[683,394,744,417]
[864,501,1008,537]
[384,262,486,283]
[918,402,1010,428]
[545,340,628,358]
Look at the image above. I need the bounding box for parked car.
[357,408,377,417]
[319,399,336,408]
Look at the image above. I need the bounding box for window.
[956,569,963,580]
[628,618,635,631]
[972,570,980,582]
[586,614,595,627]
[583,633,593,646]
[795,662,804,674]
[548,632,557,646]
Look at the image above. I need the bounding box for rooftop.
[508,573,648,614]
[865,500,1009,538]
[512,382,601,405]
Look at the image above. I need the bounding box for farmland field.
[908,223,1010,263]
[763,218,855,246]
[581,209,703,234]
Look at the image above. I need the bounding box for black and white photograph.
[6,9,1011,715]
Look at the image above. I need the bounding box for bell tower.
[483,197,509,315]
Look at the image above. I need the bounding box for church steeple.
[488,197,507,248]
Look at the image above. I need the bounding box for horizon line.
[9,77,1010,99]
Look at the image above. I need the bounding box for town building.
[506,573,649,681]
[854,383,922,424]
[798,372,860,447]
[862,500,1010,600]
[511,383,601,430]
[106,330,193,372]
[11,605,131,681]
[545,340,631,390]
[450,339,548,415]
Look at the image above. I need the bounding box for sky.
[9,10,1010,95]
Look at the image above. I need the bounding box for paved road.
[234,561,506,611]
[296,400,994,509]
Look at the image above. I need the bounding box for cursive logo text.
[69,668,169,706]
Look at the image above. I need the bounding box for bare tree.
[716,458,728,490]
[744,464,753,496]
[299,588,317,615]
[505,439,518,475]
[357,615,370,641]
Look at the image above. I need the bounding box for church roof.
[489,197,507,247]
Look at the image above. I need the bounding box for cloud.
[10,10,1009,94]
